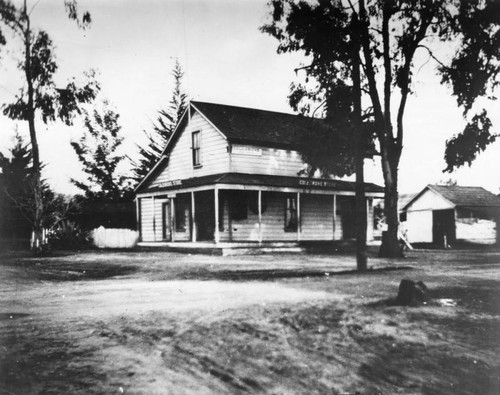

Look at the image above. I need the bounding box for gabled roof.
[191,101,321,149]
[398,193,417,212]
[402,184,500,211]
[135,101,324,192]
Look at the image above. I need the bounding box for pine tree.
[0,133,33,239]
[132,60,188,183]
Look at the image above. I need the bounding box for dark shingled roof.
[428,185,500,207]
[192,101,321,148]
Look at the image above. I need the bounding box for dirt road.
[1,250,499,394]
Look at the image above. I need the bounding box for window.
[192,131,201,166]
[175,197,188,232]
[284,196,298,232]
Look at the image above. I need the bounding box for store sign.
[157,179,182,188]
[232,145,262,156]
[299,179,337,188]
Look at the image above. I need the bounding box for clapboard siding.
[301,194,334,240]
[150,112,230,187]
[140,198,155,242]
[230,147,305,177]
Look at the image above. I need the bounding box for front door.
[162,201,171,241]
[195,190,215,241]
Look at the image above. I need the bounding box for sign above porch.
[231,144,262,156]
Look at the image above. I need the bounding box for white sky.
[1,0,499,195]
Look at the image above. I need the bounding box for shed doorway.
[432,209,456,247]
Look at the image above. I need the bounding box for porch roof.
[139,172,384,195]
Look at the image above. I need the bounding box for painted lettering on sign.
[232,145,262,156]
[299,179,337,188]
[157,179,182,188]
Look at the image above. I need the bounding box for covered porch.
[136,173,383,248]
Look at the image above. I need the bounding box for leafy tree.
[71,100,131,200]
[0,0,100,250]
[131,60,188,183]
[281,8,372,270]
[263,0,500,257]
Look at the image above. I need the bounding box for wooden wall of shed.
[406,210,433,243]
[150,112,230,187]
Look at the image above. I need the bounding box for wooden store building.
[134,101,384,252]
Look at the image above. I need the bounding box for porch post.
[170,198,176,242]
[366,198,371,242]
[152,196,156,241]
[136,198,142,241]
[191,191,196,242]
[297,192,301,242]
[214,188,220,244]
[258,190,262,244]
[333,194,337,240]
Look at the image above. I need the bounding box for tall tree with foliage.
[0,0,100,250]
[276,6,372,270]
[71,100,131,200]
[263,0,500,257]
[132,60,188,183]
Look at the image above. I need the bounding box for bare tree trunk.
[352,14,367,271]
[378,148,402,257]
[22,2,44,251]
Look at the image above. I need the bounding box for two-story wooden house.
[134,101,383,252]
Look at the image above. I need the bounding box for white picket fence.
[91,227,139,249]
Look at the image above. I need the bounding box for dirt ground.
[0,249,499,394]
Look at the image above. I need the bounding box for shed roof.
[402,184,500,211]
[192,101,321,148]
[428,185,500,207]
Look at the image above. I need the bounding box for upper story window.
[192,131,201,167]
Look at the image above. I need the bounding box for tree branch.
[358,0,384,141]
[416,44,449,70]
[382,2,393,139]
[396,16,431,155]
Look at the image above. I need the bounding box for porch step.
[137,241,305,256]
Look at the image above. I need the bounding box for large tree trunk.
[23,4,44,252]
[352,14,367,270]
[378,147,403,257]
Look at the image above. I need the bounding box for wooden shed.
[400,185,500,246]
